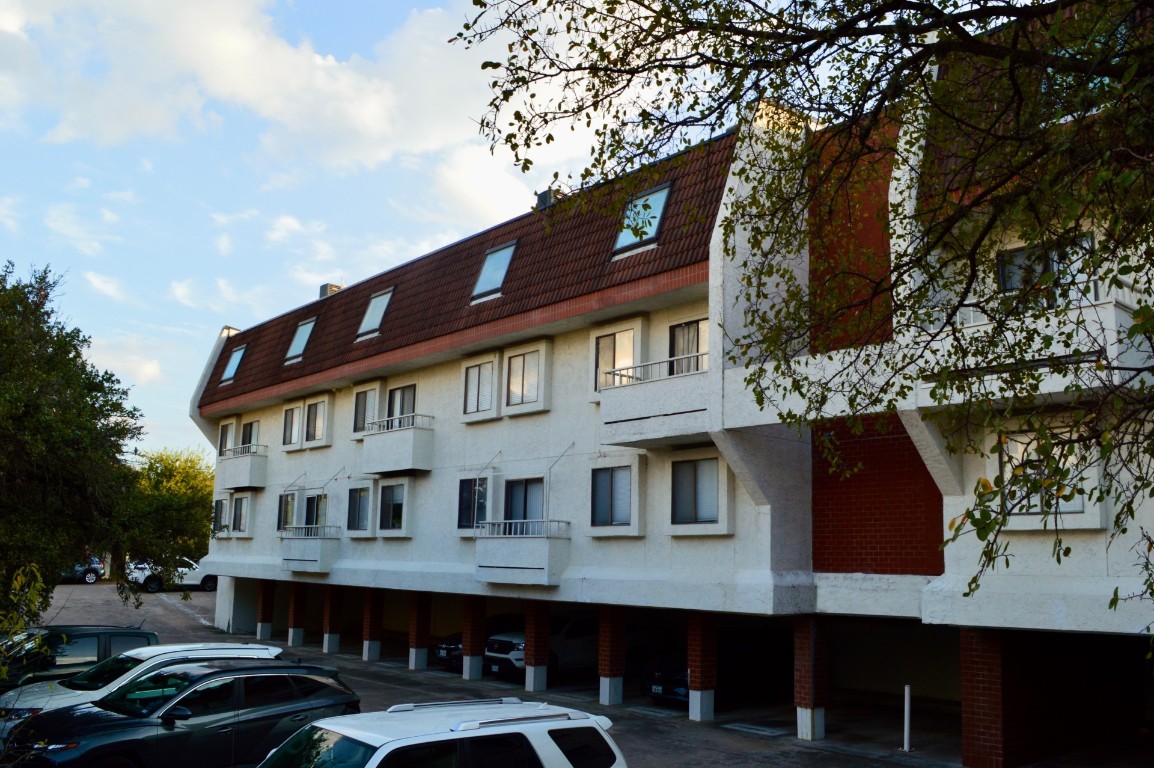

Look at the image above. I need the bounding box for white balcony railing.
[279,525,341,539]
[219,443,268,459]
[366,413,434,433]
[474,520,571,538]
[601,352,708,390]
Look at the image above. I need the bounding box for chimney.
[319,283,343,299]
[536,189,561,210]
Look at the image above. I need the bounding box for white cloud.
[170,278,197,307]
[139,157,153,172]
[70,176,91,190]
[89,335,164,386]
[100,208,118,223]
[210,208,260,227]
[44,203,117,255]
[214,233,232,256]
[83,271,129,302]
[0,196,19,232]
[260,170,303,192]
[266,214,324,243]
[103,189,138,204]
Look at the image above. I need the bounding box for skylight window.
[614,184,671,251]
[220,345,246,382]
[357,290,393,337]
[285,318,316,362]
[472,243,516,300]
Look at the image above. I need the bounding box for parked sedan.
[58,557,105,585]
[2,659,359,768]
[127,557,217,592]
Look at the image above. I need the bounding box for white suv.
[484,614,598,677]
[258,697,628,768]
[127,557,217,592]
[0,641,280,741]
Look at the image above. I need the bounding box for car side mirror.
[161,706,193,723]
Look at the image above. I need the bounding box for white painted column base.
[463,655,484,680]
[409,647,428,671]
[689,690,715,722]
[362,639,381,661]
[322,633,340,654]
[599,676,623,706]
[287,627,305,647]
[797,706,826,740]
[525,665,548,693]
[255,622,273,641]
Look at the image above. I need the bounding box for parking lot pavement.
[39,584,1154,768]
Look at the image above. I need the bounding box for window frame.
[994,430,1106,532]
[995,235,1097,310]
[504,477,545,523]
[277,492,297,532]
[220,345,245,383]
[302,395,333,448]
[668,318,709,376]
[668,449,734,537]
[590,453,646,538]
[461,353,500,424]
[281,405,301,450]
[284,318,316,363]
[352,384,381,436]
[231,495,250,535]
[613,183,672,253]
[590,317,647,397]
[357,289,394,339]
[457,472,501,535]
[303,493,327,527]
[471,242,516,302]
[503,340,551,417]
[378,480,410,538]
[347,487,371,534]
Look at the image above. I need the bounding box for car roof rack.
[385,697,523,713]
[452,711,589,732]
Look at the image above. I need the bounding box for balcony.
[473,519,571,586]
[280,525,341,573]
[599,352,711,448]
[217,444,268,490]
[360,414,435,474]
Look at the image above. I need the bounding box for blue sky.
[0,1,585,456]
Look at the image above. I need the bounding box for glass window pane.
[592,468,611,526]
[357,291,393,336]
[671,461,696,524]
[695,459,719,522]
[611,467,631,525]
[221,346,245,381]
[473,244,516,298]
[286,319,315,360]
[614,186,671,250]
[526,479,544,520]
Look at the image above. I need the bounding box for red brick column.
[362,589,383,661]
[256,579,276,641]
[961,627,1006,768]
[523,600,551,667]
[461,596,487,680]
[321,585,341,653]
[794,615,828,740]
[287,582,307,646]
[687,612,717,721]
[407,591,432,670]
[598,606,627,678]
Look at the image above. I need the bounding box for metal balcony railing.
[219,443,268,459]
[366,413,434,433]
[279,525,341,539]
[473,520,571,538]
[601,352,708,390]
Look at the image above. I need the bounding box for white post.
[901,684,912,753]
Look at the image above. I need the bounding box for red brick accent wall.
[687,612,717,691]
[257,580,276,623]
[598,606,626,678]
[461,596,487,656]
[408,592,432,649]
[361,589,383,642]
[793,615,828,709]
[524,601,551,667]
[812,414,944,575]
[287,583,307,628]
[322,586,341,633]
[961,627,1006,768]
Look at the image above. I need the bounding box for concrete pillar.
[461,596,487,680]
[362,589,383,661]
[598,605,626,705]
[794,615,828,740]
[287,582,307,647]
[408,591,432,671]
[322,585,341,654]
[523,600,550,693]
[961,627,1006,768]
[688,612,717,722]
[255,579,276,641]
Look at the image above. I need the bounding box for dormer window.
[614,184,671,252]
[472,243,515,301]
[220,345,246,383]
[357,290,393,338]
[285,318,316,363]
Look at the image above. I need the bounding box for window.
[353,388,378,433]
[592,467,631,526]
[380,484,404,530]
[387,384,416,429]
[305,401,325,442]
[999,432,1085,516]
[595,329,634,390]
[304,494,327,526]
[231,496,249,532]
[357,290,393,337]
[242,675,296,710]
[241,420,259,446]
[672,458,719,524]
[220,345,245,382]
[996,237,1095,309]
[614,184,671,251]
[506,351,540,406]
[466,732,545,768]
[285,318,316,362]
[458,478,488,529]
[472,243,516,300]
[464,361,494,415]
[179,677,236,717]
[669,319,709,375]
[277,493,296,531]
[282,407,300,446]
[218,422,234,455]
[347,488,370,531]
[548,726,618,768]
[213,500,227,533]
[505,478,544,521]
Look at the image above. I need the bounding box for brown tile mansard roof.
[198,131,736,415]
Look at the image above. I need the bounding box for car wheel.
[201,576,218,592]
[143,575,162,593]
[83,570,98,585]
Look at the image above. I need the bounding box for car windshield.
[98,667,200,717]
[260,725,376,768]
[62,654,144,691]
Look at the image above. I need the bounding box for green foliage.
[0,566,51,684]
[461,2,1154,610]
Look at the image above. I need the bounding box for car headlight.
[513,642,525,652]
[31,741,80,752]
[2,707,42,720]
